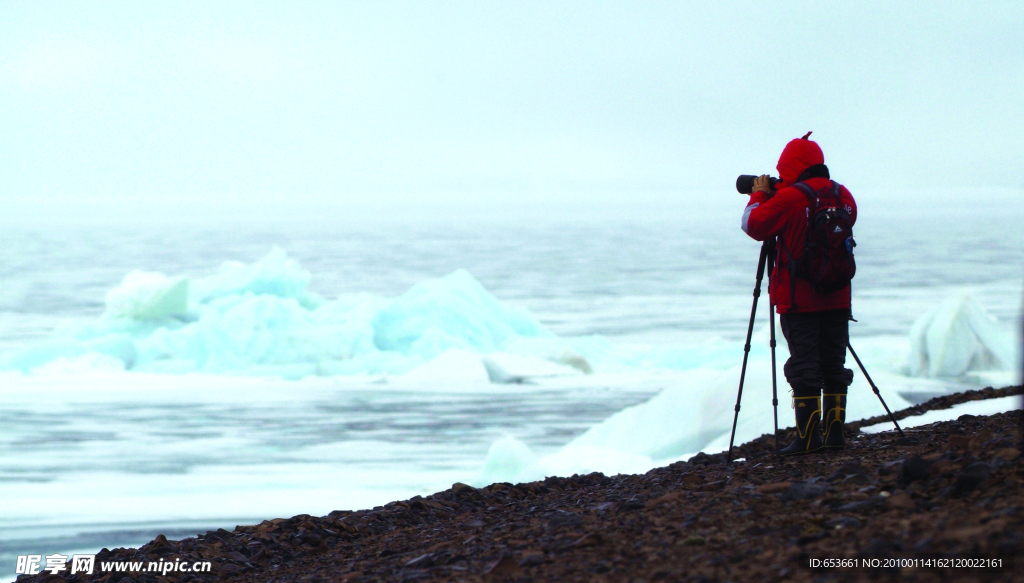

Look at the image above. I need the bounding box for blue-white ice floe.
[1,248,591,381]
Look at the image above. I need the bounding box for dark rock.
[826,463,869,481]
[227,551,249,563]
[841,474,870,485]
[954,462,992,496]
[519,552,544,567]
[547,510,583,528]
[780,482,826,502]
[836,496,888,513]
[796,530,827,545]
[620,496,645,511]
[898,457,933,484]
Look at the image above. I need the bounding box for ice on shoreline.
[860,395,1021,433]
[472,360,927,484]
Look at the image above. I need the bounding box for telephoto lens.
[735,175,778,194]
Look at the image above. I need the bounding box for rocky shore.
[21,386,1023,583]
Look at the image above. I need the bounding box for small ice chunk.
[401,349,490,384]
[473,435,544,486]
[481,353,581,384]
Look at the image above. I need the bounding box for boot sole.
[779,445,825,457]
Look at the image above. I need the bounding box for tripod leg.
[765,240,780,457]
[770,301,780,456]
[728,241,771,463]
[847,341,905,437]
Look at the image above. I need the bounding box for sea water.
[1,188,1021,578]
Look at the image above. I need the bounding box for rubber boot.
[779,395,824,456]
[823,391,847,449]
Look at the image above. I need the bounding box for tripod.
[725,238,905,463]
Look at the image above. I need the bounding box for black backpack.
[792,180,856,295]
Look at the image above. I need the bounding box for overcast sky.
[1,1,1021,219]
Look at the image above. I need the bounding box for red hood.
[776,135,824,188]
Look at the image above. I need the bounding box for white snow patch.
[860,395,1022,433]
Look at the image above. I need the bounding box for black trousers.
[779,308,854,397]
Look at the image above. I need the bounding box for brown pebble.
[888,491,915,510]
[947,435,971,449]
[570,533,603,548]
[968,428,993,450]
[681,474,703,485]
[995,447,1020,460]
[648,492,682,505]
[484,554,520,575]
[757,481,793,494]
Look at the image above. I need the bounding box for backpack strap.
[792,182,817,207]
[788,181,820,311]
[829,180,842,201]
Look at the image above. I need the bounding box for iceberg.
[372,269,549,358]
[0,248,555,379]
[906,294,1016,378]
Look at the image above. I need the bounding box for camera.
[735,175,778,195]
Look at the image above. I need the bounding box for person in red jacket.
[741,133,857,455]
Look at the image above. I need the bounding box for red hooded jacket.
[741,136,857,313]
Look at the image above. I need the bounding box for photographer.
[740,133,858,455]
